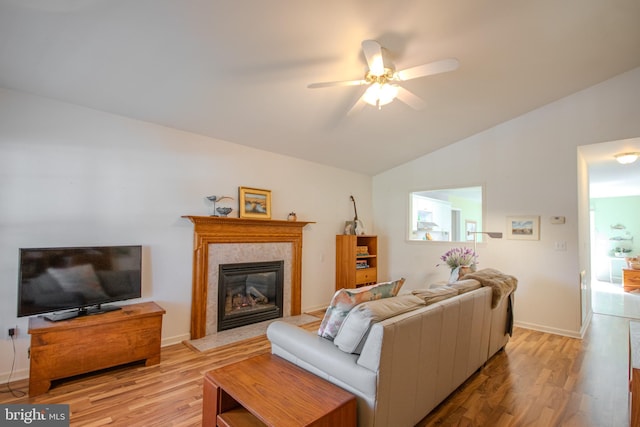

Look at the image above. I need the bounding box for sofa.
[267,270,516,427]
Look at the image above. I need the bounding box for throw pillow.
[334,294,425,354]
[47,264,109,301]
[317,278,405,341]
[411,286,458,305]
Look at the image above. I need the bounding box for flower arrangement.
[438,247,478,269]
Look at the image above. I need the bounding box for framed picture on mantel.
[239,187,271,219]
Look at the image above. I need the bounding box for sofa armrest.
[266,321,377,397]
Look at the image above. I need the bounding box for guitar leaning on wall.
[348,195,366,235]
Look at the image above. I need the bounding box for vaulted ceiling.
[1,0,639,176]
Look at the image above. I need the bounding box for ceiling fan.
[308,40,459,113]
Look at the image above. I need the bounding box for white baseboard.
[514,321,583,339]
[579,311,593,338]
[303,304,328,313]
[0,368,29,384]
[162,333,191,347]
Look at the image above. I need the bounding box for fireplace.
[183,216,313,339]
[218,261,284,331]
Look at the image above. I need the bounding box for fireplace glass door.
[217,260,284,331]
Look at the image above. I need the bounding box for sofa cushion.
[412,286,458,305]
[334,294,425,354]
[318,278,405,341]
[447,279,481,295]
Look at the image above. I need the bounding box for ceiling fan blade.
[395,58,459,81]
[395,86,426,110]
[346,93,368,116]
[307,79,367,89]
[361,39,385,76]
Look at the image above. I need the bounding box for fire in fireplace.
[217,260,284,331]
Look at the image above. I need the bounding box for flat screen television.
[17,245,142,321]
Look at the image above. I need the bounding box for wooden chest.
[623,268,640,292]
[28,302,165,396]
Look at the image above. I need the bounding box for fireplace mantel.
[182,216,314,339]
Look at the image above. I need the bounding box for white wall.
[373,67,640,337]
[3,67,639,383]
[0,88,372,381]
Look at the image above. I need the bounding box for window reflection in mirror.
[409,186,483,242]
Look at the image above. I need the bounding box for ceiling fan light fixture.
[363,83,398,108]
[614,152,640,164]
[307,40,457,114]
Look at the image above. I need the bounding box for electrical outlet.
[8,326,17,338]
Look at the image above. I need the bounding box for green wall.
[591,195,640,256]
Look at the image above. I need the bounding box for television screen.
[17,245,142,318]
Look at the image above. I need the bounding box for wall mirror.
[408,186,483,242]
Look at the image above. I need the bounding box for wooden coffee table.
[202,353,357,427]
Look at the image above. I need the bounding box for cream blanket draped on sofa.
[462,268,517,335]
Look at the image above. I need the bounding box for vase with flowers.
[437,247,478,283]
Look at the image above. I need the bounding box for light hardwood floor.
[0,313,632,427]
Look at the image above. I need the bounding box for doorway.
[590,208,640,318]
[582,138,640,319]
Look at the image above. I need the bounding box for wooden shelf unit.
[336,235,378,290]
[28,301,165,397]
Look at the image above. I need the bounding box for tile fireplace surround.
[183,216,314,340]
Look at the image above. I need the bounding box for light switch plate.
[554,241,567,251]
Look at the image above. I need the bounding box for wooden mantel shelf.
[182,215,314,339]
[182,215,314,229]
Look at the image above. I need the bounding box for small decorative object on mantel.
[216,207,233,217]
[437,247,478,283]
[287,212,297,221]
[206,195,234,217]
